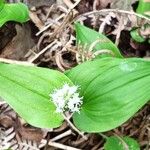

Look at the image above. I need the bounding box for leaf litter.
[0,0,150,149]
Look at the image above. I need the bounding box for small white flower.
[67,93,83,113]
[50,83,83,113]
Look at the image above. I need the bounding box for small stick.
[62,113,88,140]
[55,53,66,72]
[63,0,81,10]
[75,9,150,22]
[39,130,72,148]
[40,140,81,150]
[29,11,44,30]
[36,13,66,36]
[45,5,55,21]
[63,0,74,9]
[29,40,57,63]
[115,15,123,45]
[0,58,35,66]
[51,129,72,142]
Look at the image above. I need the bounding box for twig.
[37,32,51,50]
[55,52,66,72]
[29,40,58,63]
[36,13,66,36]
[75,9,150,22]
[93,0,97,10]
[58,5,69,13]
[29,11,44,30]
[115,15,123,45]
[63,0,74,9]
[51,129,72,142]
[48,11,74,42]
[0,58,35,66]
[40,140,81,150]
[63,0,81,10]
[45,4,55,21]
[62,113,88,140]
[39,130,72,148]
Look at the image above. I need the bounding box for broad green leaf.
[0,63,73,128]
[0,0,5,11]
[75,23,123,58]
[0,2,29,27]
[66,58,150,132]
[104,136,140,150]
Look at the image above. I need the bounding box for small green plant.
[130,0,150,43]
[75,23,123,59]
[0,22,149,149]
[104,136,140,150]
[0,0,29,27]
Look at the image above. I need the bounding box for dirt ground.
[0,0,150,149]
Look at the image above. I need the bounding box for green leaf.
[130,24,150,43]
[130,0,150,43]
[130,28,146,43]
[66,58,150,132]
[75,23,123,58]
[0,2,29,27]
[0,63,73,128]
[136,0,150,17]
[0,0,5,11]
[104,136,140,150]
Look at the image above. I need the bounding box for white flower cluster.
[50,84,83,113]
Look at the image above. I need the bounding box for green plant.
[0,0,29,27]
[130,0,150,43]
[75,23,123,59]
[0,23,149,149]
[104,136,140,150]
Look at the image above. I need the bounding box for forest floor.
[0,0,150,149]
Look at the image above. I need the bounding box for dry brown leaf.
[0,24,16,51]
[17,127,43,143]
[0,24,35,60]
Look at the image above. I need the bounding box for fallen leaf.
[0,24,35,60]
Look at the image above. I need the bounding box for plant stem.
[62,113,88,140]
[99,133,108,139]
